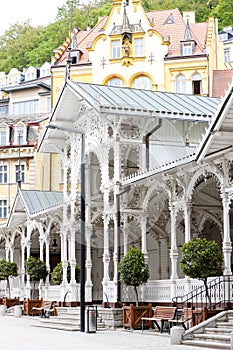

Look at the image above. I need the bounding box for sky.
[0,0,67,35]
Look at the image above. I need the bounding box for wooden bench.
[168,308,193,331]
[141,306,177,333]
[32,300,56,318]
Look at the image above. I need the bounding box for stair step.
[205,327,233,334]
[193,333,230,343]
[182,339,230,349]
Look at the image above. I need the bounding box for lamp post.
[46,123,86,332]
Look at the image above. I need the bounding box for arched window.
[192,73,202,95]
[132,76,152,90]
[176,74,186,93]
[107,78,124,87]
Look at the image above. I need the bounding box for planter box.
[23,298,42,316]
[2,297,20,308]
[123,304,153,329]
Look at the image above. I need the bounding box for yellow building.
[51,0,223,105]
[0,68,59,224]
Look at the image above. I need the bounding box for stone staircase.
[182,310,233,349]
[35,306,108,332]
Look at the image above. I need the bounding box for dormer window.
[182,42,193,56]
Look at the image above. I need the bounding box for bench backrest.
[42,301,53,309]
[179,308,193,321]
[153,306,176,319]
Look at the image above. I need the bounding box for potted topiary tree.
[119,246,151,329]
[180,237,224,308]
[0,259,18,299]
[25,256,48,299]
[51,261,80,285]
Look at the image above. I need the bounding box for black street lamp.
[46,123,86,332]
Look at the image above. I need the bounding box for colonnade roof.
[3,190,64,230]
[71,81,220,120]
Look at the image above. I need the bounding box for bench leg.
[142,319,144,332]
[153,320,161,332]
[160,320,164,333]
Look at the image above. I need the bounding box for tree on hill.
[180,238,224,305]
[211,0,233,30]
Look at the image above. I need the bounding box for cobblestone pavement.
[0,316,203,350]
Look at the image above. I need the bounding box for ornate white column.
[103,214,110,283]
[221,192,232,275]
[141,137,147,171]
[62,232,68,285]
[5,243,10,261]
[69,228,76,284]
[25,239,32,298]
[123,214,128,255]
[9,243,14,262]
[184,202,192,294]
[20,241,26,296]
[141,215,148,262]
[169,202,178,280]
[184,202,191,243]
[45,238,50,283]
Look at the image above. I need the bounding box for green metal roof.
[21,190,63,215]
[71,81,220,120]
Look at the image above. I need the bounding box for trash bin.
[14,305,22,318]
[86,305,97,333]
[0,305,7,316]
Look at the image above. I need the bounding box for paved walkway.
[0,316,202,350]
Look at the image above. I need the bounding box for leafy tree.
[51,262,80,285]
[25,256,48,299]
[0,260,18,298]
[119,247,149,306]
[180,238,224,304]
[211,0,233,30]
[0,21,42,72]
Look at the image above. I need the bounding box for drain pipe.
[145,119,162,170]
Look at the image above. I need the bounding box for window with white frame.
[107,78,124,87]
[132,76,152,90]
[134,38,143,57]
[0,200,7,218]
[224,48,231,62]
[218,33,228,41]
[0,165,7,183]
[182,42,192,56]
[112,40,121,59]
[13,99,39,115]
[176,74,186,93]
[15,164,25,183]
[0,130,7,146]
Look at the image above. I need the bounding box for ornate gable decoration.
[110,4,144,39]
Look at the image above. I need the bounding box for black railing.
[172,275,233,327]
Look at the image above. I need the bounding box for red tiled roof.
[147,8,206,56]
[57,16,108,65]
[54,8,207,65]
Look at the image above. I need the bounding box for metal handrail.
[172,275,233,326]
